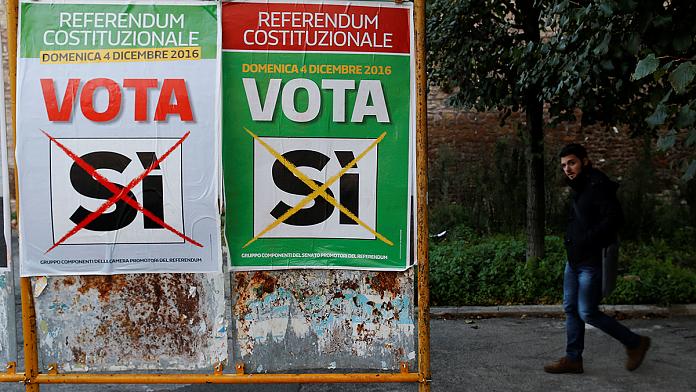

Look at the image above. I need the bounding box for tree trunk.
[518,0,545,261]
[525,92,545,261]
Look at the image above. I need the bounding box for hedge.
[429,227,696,306]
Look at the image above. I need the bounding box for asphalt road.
[2,316,695,392]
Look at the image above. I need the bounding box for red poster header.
[222,2,411,54]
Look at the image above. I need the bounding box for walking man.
[544,143,650,374]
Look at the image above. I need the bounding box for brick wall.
[427,87,690,186]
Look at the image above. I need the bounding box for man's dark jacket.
[565,166,624,266]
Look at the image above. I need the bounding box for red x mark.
[43,130,202,253]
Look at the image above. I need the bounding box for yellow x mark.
[243,127,393,248]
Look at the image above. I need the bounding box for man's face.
[560,154,584,180]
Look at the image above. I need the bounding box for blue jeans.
[563,262,641,361]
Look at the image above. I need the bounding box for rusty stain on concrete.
[252,272,277,298]
[30,266,415,373]
[369,272,401,299]
[230,269,416,372]
[76,275,127,302]
[35,273,227,372]
[71,347,86,363]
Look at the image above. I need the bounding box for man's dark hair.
[559,143,588,160]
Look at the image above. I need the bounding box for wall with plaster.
[0,272,16,363]
[33,273,228,372]
[31,268,417,373]
[231,270,416,372]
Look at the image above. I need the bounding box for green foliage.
[428,201,470,235]
[668,62,696,95]
[426,0,696,300]
[430,229,696,306]
[686,160,696,181]
[428,138,530,234]
[616,139,658,240]
[426,0,552,259]
[656,130,677,152]
[632,53,696,154]
[429,133,694,241]
[430,233,567,305]
[550,1,696,179]
[428,138,569,235]
[632,54,659,81]
[426,0,534,113]
[621,233,696,271]
[615,136,696,241]
[606,258,696,306]
[540,2,696,129]
[687,129,696,146]
[427,0,696,179]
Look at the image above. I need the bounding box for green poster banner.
[222,0,414,270]
[20,2,218,59]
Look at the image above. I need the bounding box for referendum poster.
[223,0,415,270]
[17,0,222,276]
[0,52,9,271]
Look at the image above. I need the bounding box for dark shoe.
[544,357,584,374]
[626,336,651,371]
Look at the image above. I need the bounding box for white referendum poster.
[17,0,222,276]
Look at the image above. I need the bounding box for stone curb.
[431,304,696,319]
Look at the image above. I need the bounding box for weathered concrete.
[230,270,416,372]
[5,226,415,376]
[3,215,229,373]
[432,304,696,319]
[667,304,696,316]
[34,273,229,372]
[0,203,16,364]
[0,270,16,364]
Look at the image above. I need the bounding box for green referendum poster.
[222,0,415,270]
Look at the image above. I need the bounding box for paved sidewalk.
[431,303,696,319]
